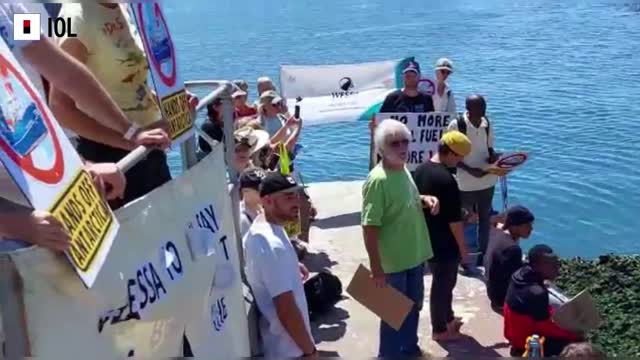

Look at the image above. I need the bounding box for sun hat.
[440,131,471,156]
[435,57,454,73]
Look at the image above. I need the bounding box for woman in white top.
[432,58,457,113]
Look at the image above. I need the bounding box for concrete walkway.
[303,181,511,358]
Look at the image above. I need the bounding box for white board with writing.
[374,112,455,171]
[0,39,118,288]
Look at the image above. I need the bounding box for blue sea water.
[164,0,640,258]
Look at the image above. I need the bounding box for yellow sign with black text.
[50,170,116,272]
[161,89,192,142]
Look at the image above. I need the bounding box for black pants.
[76,138,172,209]
[428,259,460,333]
[510,337,572,357]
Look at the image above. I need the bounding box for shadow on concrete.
[313,211,361,230]
[311,307,350,344]
[304,251,339,272]
[436,334,505,358]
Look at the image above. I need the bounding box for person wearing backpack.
[447,95,509,270]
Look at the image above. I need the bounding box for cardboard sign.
[130,1,192,144]
[346,264,413,331]
[373,112,455,172]
[552,289,603,333]
[0,40,118,288]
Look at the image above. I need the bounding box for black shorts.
[76,138,172,209]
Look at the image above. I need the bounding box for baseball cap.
[435,57,454,72]
[232,89,247,98]
[402,61,421,75]
[239,167,266,191]
[259,172,301,197]
[504,205,535,227]
[440,131,471,157]
[259,90,282,105]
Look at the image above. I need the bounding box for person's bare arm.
[363,225,385,287]
[284,119,302,152]
[273,291,316,356]
[25,38,169,148]
[24,38,129,133]
[449,221,469,261]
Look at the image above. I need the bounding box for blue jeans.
[378,264,424,357]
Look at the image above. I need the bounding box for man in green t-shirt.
[361,118,438,357]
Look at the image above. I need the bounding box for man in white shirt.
[448,95,508,267]
[432,58,457,113]
[239,167,265,240]
[243,172,316,359]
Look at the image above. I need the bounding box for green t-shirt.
[361,164,433,274]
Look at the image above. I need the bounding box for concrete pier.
[304,181,511,358]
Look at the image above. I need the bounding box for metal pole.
[219,82,245,273]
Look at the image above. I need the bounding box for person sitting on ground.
[362,119,438,357]
[239,167,265,240]
[243,172,316,359]
[199,98,225,155]
[504,245,582,357]
[559,342,606,359]
[233,89,258,118]
[485,205,535,312]
[432,58,457,113]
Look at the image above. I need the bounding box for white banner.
[374,112,455,171]
[280,58,415,126]
[130,2,193,144]
[1,150,250,358]
[0,39,118,288]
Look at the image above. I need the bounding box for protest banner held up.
[373,112,455,172]
[0,148,250,358]
[130,1,193,144]
[0,39,118,288]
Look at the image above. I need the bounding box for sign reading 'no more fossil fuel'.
[0,39,118,288]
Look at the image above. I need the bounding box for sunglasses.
[389,139,410,148]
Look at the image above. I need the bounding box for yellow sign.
[161,89,192,141]
[50,170,115,271]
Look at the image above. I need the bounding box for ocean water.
[164,0,640,258]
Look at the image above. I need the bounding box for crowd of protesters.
[0,3,602,358]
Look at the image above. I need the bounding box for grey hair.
[257,76,273,85]
[374,119,411,156]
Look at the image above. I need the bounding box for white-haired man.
[257,76,276,96]
[361,119,438,357]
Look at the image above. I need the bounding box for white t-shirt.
[243,217,312,358]
[432,83,457,113]
[239,201,258,240]
[448,113,498,191]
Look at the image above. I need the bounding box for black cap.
[239,167,266,191]
[504,205,535,227]
[259,172,300,197]
[402,60,421,75]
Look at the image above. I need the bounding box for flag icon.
[13,13,41,41]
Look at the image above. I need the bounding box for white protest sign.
[130,1,192,144]
[279,58,415,126]
[374,112,455,171]
[2,149,250,358]
[0,40,118,288]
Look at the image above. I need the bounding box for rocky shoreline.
[556,255,640,357]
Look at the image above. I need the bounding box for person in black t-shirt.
[413,131,471,341]
[379,61,435,113]
[198,98,225,154]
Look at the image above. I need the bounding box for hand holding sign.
[133,127,171,150]
[488,152,528,176]
[0,210,70,252]
[86,163,126,201]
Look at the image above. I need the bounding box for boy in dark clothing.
[485,205,535,311]
[414,131,471,341]
[504,245,581,357]
[379,61,435,114]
